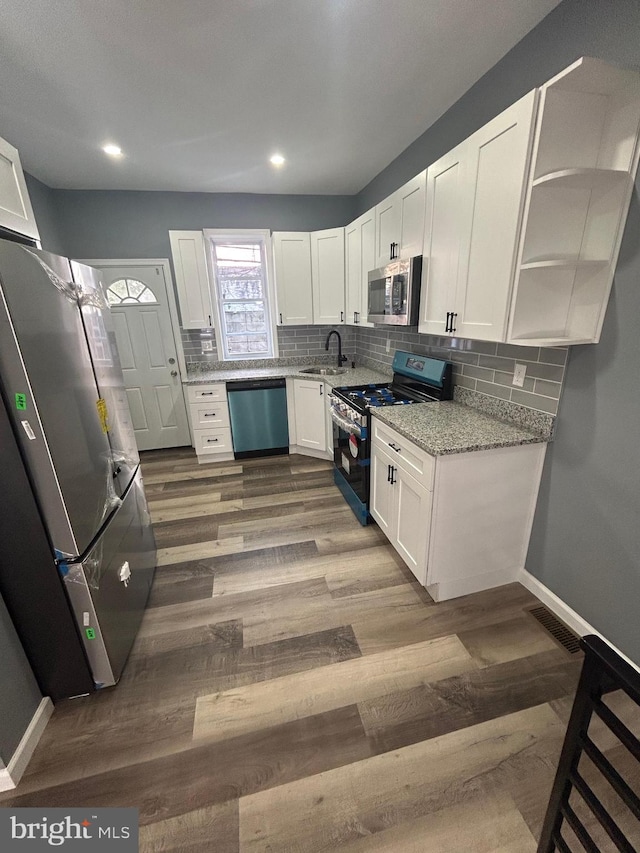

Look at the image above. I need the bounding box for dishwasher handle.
[226,378,286,392]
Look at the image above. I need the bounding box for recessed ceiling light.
[102,144,123,158]
[270,153,285,167]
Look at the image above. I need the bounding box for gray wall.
[24,173,66,256]
[355,0,640,662]
[0,594,42,764]
[42,189,357,261]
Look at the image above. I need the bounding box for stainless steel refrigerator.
[0,239,156,697]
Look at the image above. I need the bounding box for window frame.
[203,229,279,361]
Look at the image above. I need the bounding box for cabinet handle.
[319,384,323,396]
[201,392,214,396]
[390,466,396,485]
[354,312,359,324]
[388,442,401,453]
[445,311,451,333]
[340,311,344,323]
[451,312,458,333]
[279,313,283,324]
[206,438,218,443]
[387,463,392,483]
[203,413,216,417]
[208,315,212,326]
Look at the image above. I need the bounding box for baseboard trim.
[0,697,54,791]
[519,569,640,674]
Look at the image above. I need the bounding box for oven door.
[330,406,369,506]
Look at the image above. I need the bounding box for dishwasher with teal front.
[226,378,289,459]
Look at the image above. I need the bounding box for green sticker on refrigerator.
[15,393,27,410]
[86,628,96,640]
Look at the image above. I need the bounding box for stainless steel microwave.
[367,256,422,326]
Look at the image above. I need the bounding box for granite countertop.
[372,400,548,456]
[184,365,390,387]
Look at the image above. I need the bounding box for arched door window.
[106,278,158,305]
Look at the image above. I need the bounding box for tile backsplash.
[181,325,357,365]
[356,327,567,416]
[181,324,567,416]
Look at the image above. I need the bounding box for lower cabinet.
[184,383,234,463]
[290,378,330,457]
[370,416,546,601]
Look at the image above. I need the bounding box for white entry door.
[92,263,190,451]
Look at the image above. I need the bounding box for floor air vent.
[527,606,582,654]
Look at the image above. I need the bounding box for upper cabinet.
[374,171,426,268]
[0,136,39,241]
[507,58,640,346]
[420,57,640,346]
[169,231,213,329]
[420,91,537,340]
[345,209,375,327]
[272,232,314,325]
[310,227,345,325]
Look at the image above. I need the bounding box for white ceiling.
[0,0,560,195]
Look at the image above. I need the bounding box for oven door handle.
[330,407,363,437]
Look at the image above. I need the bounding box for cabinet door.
[345,220,361,326]
[397,171,426,259]
[374,194,400,268]
[455,91,537,341]
[272,232,313,325]
[345,210,375,327]
[0,136,39,240]
[293,379,326,451]
[370,443,395,538]
[419,142,468,336]
[169,231,213,329]
[311,228,345,325]
[394,467,432,586]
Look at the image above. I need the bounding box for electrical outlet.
[385,337,391,353]
[513,363,527,387]
[201,340,213,352]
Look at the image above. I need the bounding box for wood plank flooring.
[2,447,626,851]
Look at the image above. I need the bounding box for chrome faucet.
[325,329,347,368]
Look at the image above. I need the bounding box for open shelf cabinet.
[507,57,640,346]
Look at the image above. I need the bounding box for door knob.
[168,357,176,364]
[170,370,178,377]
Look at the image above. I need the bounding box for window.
[205,231,276,360]
[106,278,158,305]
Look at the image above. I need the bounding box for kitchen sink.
[299,367,347,375]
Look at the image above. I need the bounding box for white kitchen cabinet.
[0,135,39,241]
[311,227,345,325]
[272,232,314,325]
[184,383,234,462]
[169,231,213,330]
[345,209,375,327]
[419,90,537,341]
[292,378,328,454]
[374,171,426,268]
[371,417,546,601]
[507,57,640,346]
[371,441,432,578]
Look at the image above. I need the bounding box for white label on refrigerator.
[21,420,36,440]
[83,612,90,627]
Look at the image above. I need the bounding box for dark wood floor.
[3,448,637,850]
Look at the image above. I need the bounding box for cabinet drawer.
[189,401,230,429]
[372,418,435,490]
[193,427,233,455]
[186,383,227,404]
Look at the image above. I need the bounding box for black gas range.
[329,351,453,525]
